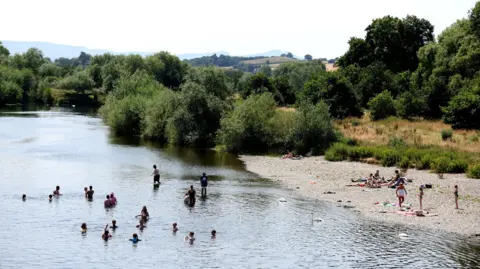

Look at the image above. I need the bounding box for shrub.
[324,143,350,161]
[388,137,407,148]
[268,109,296,153]
[448,159,468,173]
[368,90,396,121]
[292,101,339,154]
[442,89,480,129]
[342,137,358,146]
[441,129,453,141]
[348,146,374,160]
[431,157,452,173]
[399,157,411,169]
[380,149,401,167]
[467,164,480,179]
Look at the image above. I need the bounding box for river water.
[0,107,478,269]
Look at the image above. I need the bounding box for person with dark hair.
[104,195,112,207]
[86,186,94,200]
[53,186,61,196]
[152,165,160,184]
[211,230,216,239]
[200,172,208,197]
[186,185,196,205]
[454,185,459,209]
[22,194,26,201]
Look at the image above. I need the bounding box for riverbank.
[240,155,480,237]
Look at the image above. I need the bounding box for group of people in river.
[20,164,215,244]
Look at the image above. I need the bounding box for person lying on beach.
[281,151,294,159]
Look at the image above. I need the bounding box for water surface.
[0,108,478,269]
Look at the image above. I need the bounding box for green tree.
[0,41,10,56]
[286,52,293,58]
[469,1,480,37]
[146,52,187,88]
[187,67,232,100]
[368,90,396,120]
[304,54,313,61]
[24,48,45,73]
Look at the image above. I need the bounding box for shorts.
[154,175,160,183]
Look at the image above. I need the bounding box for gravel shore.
[240,155,480,237]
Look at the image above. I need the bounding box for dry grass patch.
[335,115,480,153]
[241,57,298,65]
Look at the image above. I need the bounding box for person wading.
[200,172,208,197]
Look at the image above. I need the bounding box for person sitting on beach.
[81,223,87,233]
[22,194,26,201]
[111,220,118,230]
[374,170,380,179]
[53,186,61,196]
[396,183,407,208]
[185,232,195,244]
[172,222,178,233]
[102,226,112,241]
[136,219,146,230]
[104,195,112,207]
[211,230,216,239]
[130,233,141,243]
[109,192,117,205]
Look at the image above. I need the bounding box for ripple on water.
[0,110,479,269]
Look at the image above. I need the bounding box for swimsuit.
[397,189,406,197]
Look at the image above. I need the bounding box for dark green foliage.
[441,129,453,141]
[467,164,480,178]
[301,72,362,119]
[442,87,480,129]
[368,90,396,120]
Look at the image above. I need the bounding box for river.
[0,107,479,269]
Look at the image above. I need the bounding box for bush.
[292,101,339,154]
[399,157,411,169]
[268,110,296,153]
[324,143,350,161]
[442,89,480,129]
[368,90,397,121]
[388,137,407,148]
[441,129,453,141]
[348,146,374,160]
[380,149,401,167]
[467,164,480,179]
[342,137,358,146]
[449,159,468,173]
[142,89,180,141]
[431,156,451,173]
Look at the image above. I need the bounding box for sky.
[0,0,477,58]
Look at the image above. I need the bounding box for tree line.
[1,1,479,157]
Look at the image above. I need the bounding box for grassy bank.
[328,115,480,178]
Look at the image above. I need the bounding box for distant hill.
[1,41,297,61]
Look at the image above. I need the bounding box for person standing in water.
[86,186,94,201]
[53,186,61,196]
[454,185,459,209]
[152,165,160,184]
[186,185,196,205]
[200,172,208,197]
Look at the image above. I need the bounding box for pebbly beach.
[240,155,480,237]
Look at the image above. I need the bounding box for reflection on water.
[0,108,479,269]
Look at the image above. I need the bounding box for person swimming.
[22,194,26,201]
[102,225,112,240]
[172,222,178,233]
[140,206,149,221]
[129,233,141,243]
[136,219,147,230]
[81,223,87,233]
[109,193,117,204]
[53,186,61,196]
[184,232,195,244]
[104,195,112,207]
[48,194,53,202]
[211,230,216,239]
[111,220,118,230]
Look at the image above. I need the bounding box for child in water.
[136,219,146,230]
[81,223,87,233]
[22,194,26,201]
[111,220,118,230]
[102,225,112,240]
[184,232,195,244]
[129,233,141,243]
[454,185,459,209]
[84,187,88,198]
[48,194,53,202]
[140,206,149,222]
[172,222,178,233]
[211,230,216,239]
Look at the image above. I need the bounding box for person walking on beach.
[152,165,160,184]
[454,185,459,209]
[419,187,424,210]
[396,183,407,208]
[200,172,208,197]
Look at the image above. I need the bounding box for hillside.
[240,56,298,65]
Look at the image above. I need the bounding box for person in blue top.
[129,233,141,243]
[200,172,208,197]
